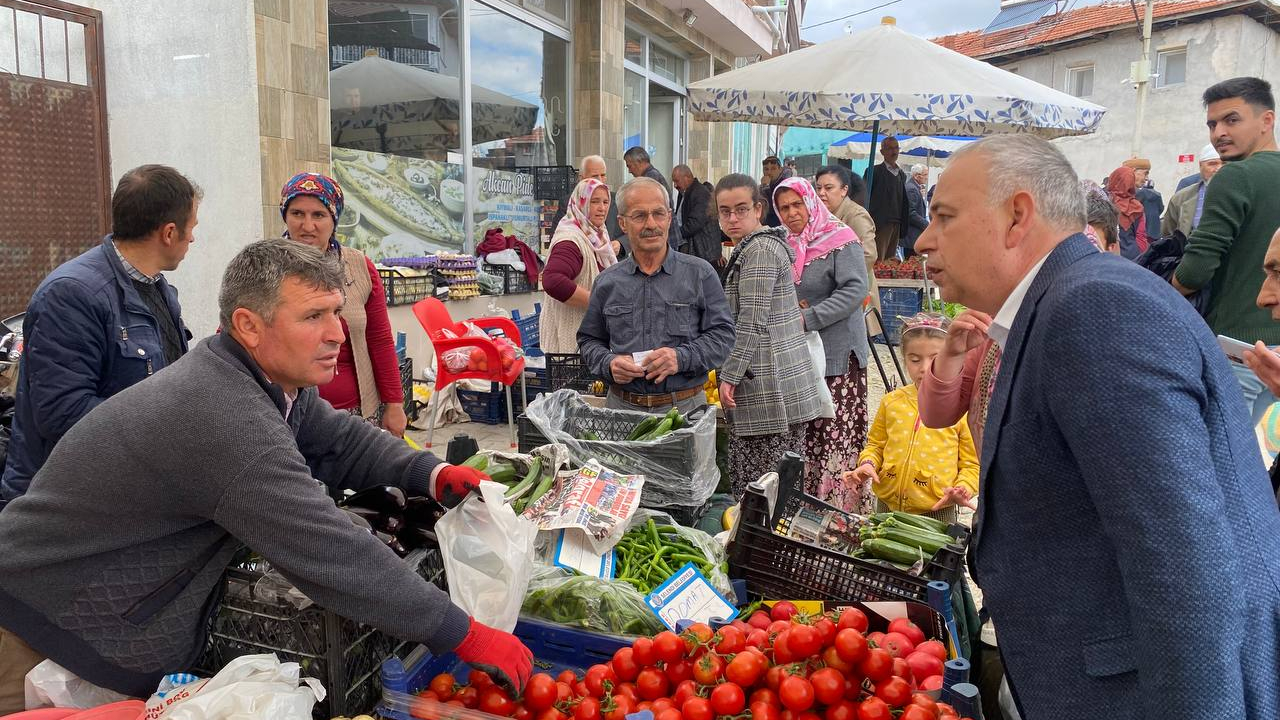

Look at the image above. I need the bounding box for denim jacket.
[1,237,189,500]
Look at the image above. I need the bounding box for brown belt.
[610,385,703,408]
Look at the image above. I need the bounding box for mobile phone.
[1217,335,1254,364]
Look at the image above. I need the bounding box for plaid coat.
[720,227,822,436]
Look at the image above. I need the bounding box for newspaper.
[523,459,645,554]
[785,506,865,556]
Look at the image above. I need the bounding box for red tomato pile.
[466,337,519,374]
[411,603,971,720]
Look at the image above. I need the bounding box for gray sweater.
[0,333,468,697]
[796,243,870,376]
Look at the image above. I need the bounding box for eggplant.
[340,486,407,515]
[398,526,439,551]
[404,496,445,529]
[342,508,375,533]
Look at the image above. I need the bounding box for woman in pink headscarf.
[772,176,872,514]
[539,178,619,353]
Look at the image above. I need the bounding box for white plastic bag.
[24,659,130,709]
[143,654,324,720]
[436,480,539,631]
[805,331,836,419]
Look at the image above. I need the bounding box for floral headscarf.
[280,172,345,251]
[1105,167,1144,232]
[772,176,860,284]
[558,178,616,268]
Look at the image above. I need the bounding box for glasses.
[625,209,670,224]
[718,205,756,219]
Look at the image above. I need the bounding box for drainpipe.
[751,1,787,52]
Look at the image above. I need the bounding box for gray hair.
[219,238,345,330]
[623,146,650,164]
[672,164,693,180]
[910,164,928,176]
[616,176,670,216]
[949,134,1086,232]
[579,155,606,175]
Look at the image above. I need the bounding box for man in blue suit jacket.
[916,134,1280,719]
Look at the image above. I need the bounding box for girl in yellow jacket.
[845,313,979,522]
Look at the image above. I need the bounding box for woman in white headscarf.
[539,178,619,353]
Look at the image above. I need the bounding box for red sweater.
[319,258,403,411]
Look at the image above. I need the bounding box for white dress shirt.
[988,254,1051,347]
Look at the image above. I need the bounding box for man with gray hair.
[916,134,1280,718]
[0,239,531,712]
[903,163,929,256]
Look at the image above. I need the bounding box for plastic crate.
[495,263,538,295]
[381,257,436,269]
[514,165,579,201]
[511,303,541,349]
[875,286,924,345]
[380,268,435,307]
[196,548,443,720]
[545,353,603,394]
[455,382,511,425]
[727,482,968,605]
[399,357,414,418]
[378,618,629,720]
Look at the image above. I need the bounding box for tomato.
[514,707,533,720]
[605,695,635,720]
[888,618,927,647]
[824,700,859,720]
[471,671,494,690]
[771,600,800,621]
[915,640,948,663]
[681,697,714,720]
[899,706,935,720]
[672,680,698,707]
[632,637,656,667]
[891,658,911,681]
[454,686,479,708]
[747,628,770,649]
[637,702,652,712]
[905,651,945,683]
[556,682,574,704]
[787,624,822,658]
[556,670,578,686]
[709,683,746,715]
[575,681,590,698]
[685,622,714,649]
[814,618,837,649]
[837,608,869,634]
[524,674,558,711]
[749,611,773,630]
[651,699,675,713]
[573,698,602,720]
[751,701,783,720]
[866,632,885,647]
[809,668,846,706]
[779,676,815,712]
[935,701,960,719]
[880,632,916,659]
[859,648,894,682]
[653,631,686,664]
[919,675,944,691]
[909,693,939,715]
[716,625,746,654]
[844,677,864,702]
[428,673,456,701]
[834,629,869,664]
[584,665,617,698]
[725,651,766,687]
[691,653,724,685]
[655,710,683,720]
[874,677,912,708]
[417,690,440,701]
[856,697,893,720]
[537,709,567,720]
[664,660,692,685]
[768,620,792,636]
[822,646,854,675]
[478,687,516,716]
[731,619,752,634]
[750,688,780,706]
[636,667,670,701]
[765,665,786,690]
[613,683,638,702]
[774,630,795,664]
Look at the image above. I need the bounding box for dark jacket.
[904,178,929,252]
[863,164,910,230]
[1137,186,1164,240]
[676,180,722,267]
[0,333,464,696]
[1135,230,1211,316]
[1,237,190,501]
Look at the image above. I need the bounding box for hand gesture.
[718,381,737,409]
[933,309,993,380]
[931,485,976,511]
[844,463,878,487]
[609,354,646,383]
[643,347,680,384]
[1243,341,1280,397]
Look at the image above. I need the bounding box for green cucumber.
[627,416,661,441]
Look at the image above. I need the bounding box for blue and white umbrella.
[828,133,976,161]
[687,19,1105,139]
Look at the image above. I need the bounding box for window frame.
[1067,64,1094,98]
[1155,47,1187,89]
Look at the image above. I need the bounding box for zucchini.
[485,462,517,486]
[889,510,952,535]
[460,454,489,471]
[579,430,601,441]
[867,526,952,555]
[862,538,925,565]
[505,458,542,499]
[515,470,556,513]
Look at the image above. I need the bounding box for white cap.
[1198,144,1219,163]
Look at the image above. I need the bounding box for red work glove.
[432,464,487,508]
[454,617,533,693]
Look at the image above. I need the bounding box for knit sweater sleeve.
[363,258,405,403]
[543,241,585,303]
[213,443,469,655]
[1175,163,1251,290]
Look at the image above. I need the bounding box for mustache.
[638,228,665,239]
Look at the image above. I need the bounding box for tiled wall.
[255,0,330,239]
[573,0,628,183]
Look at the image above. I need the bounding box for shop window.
[625,27,645,66]
[649,43,684,85]
[2,7,85,84]
[1156,48,1186,88]
[624,70,645,152]
[1067,65,1093,98]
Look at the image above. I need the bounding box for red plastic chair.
[412,297,527,449]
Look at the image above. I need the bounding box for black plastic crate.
[380,268,435,307]
[727,483,967,605]
[514,165,579,201]
[496,263,538,295]
[545,353,604,394]
[196,548,444,720]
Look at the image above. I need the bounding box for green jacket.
[1174,151,1280,345]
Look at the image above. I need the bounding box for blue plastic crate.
[455,383,509,424]
[875,287,924,345]
[378,618,630,720]
[511,303,541,349]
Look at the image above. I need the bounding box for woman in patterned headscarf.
[771,176,872,514]
[539,178,618,353]
[279,172,407,436]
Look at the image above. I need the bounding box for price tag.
[553,529,616,578]
[644,562,736,630]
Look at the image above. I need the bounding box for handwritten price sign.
[644,562,736,630]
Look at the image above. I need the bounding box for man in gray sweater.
[0,239,531,713]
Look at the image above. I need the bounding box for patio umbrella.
[828,133,976,161]
[330,54,539,156]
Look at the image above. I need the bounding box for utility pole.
[1131,0,1155,157]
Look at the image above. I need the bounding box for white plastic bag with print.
[436,480,539,631]
[24,659,130,709]
[142,654,324,720]
[806,331,836,418]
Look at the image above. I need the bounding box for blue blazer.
[972,234,1280,719]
